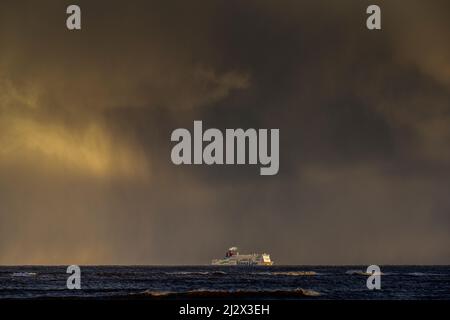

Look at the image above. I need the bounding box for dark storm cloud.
[0,0,449,264]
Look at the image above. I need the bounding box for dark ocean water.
[0,266,449,300]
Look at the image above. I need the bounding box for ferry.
[211,247,274,266]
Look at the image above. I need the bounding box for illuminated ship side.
[211,247,274,266]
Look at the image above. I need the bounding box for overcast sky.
[0,0,449,265]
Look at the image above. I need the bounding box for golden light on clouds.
[0,0,449,265]
[0,117,149,178]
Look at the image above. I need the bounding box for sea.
[1,265,449,300]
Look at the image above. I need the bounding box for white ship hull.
[211,247,274,266]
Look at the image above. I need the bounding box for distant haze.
[0,0,449,265]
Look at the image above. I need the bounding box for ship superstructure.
[211,247,274,266]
